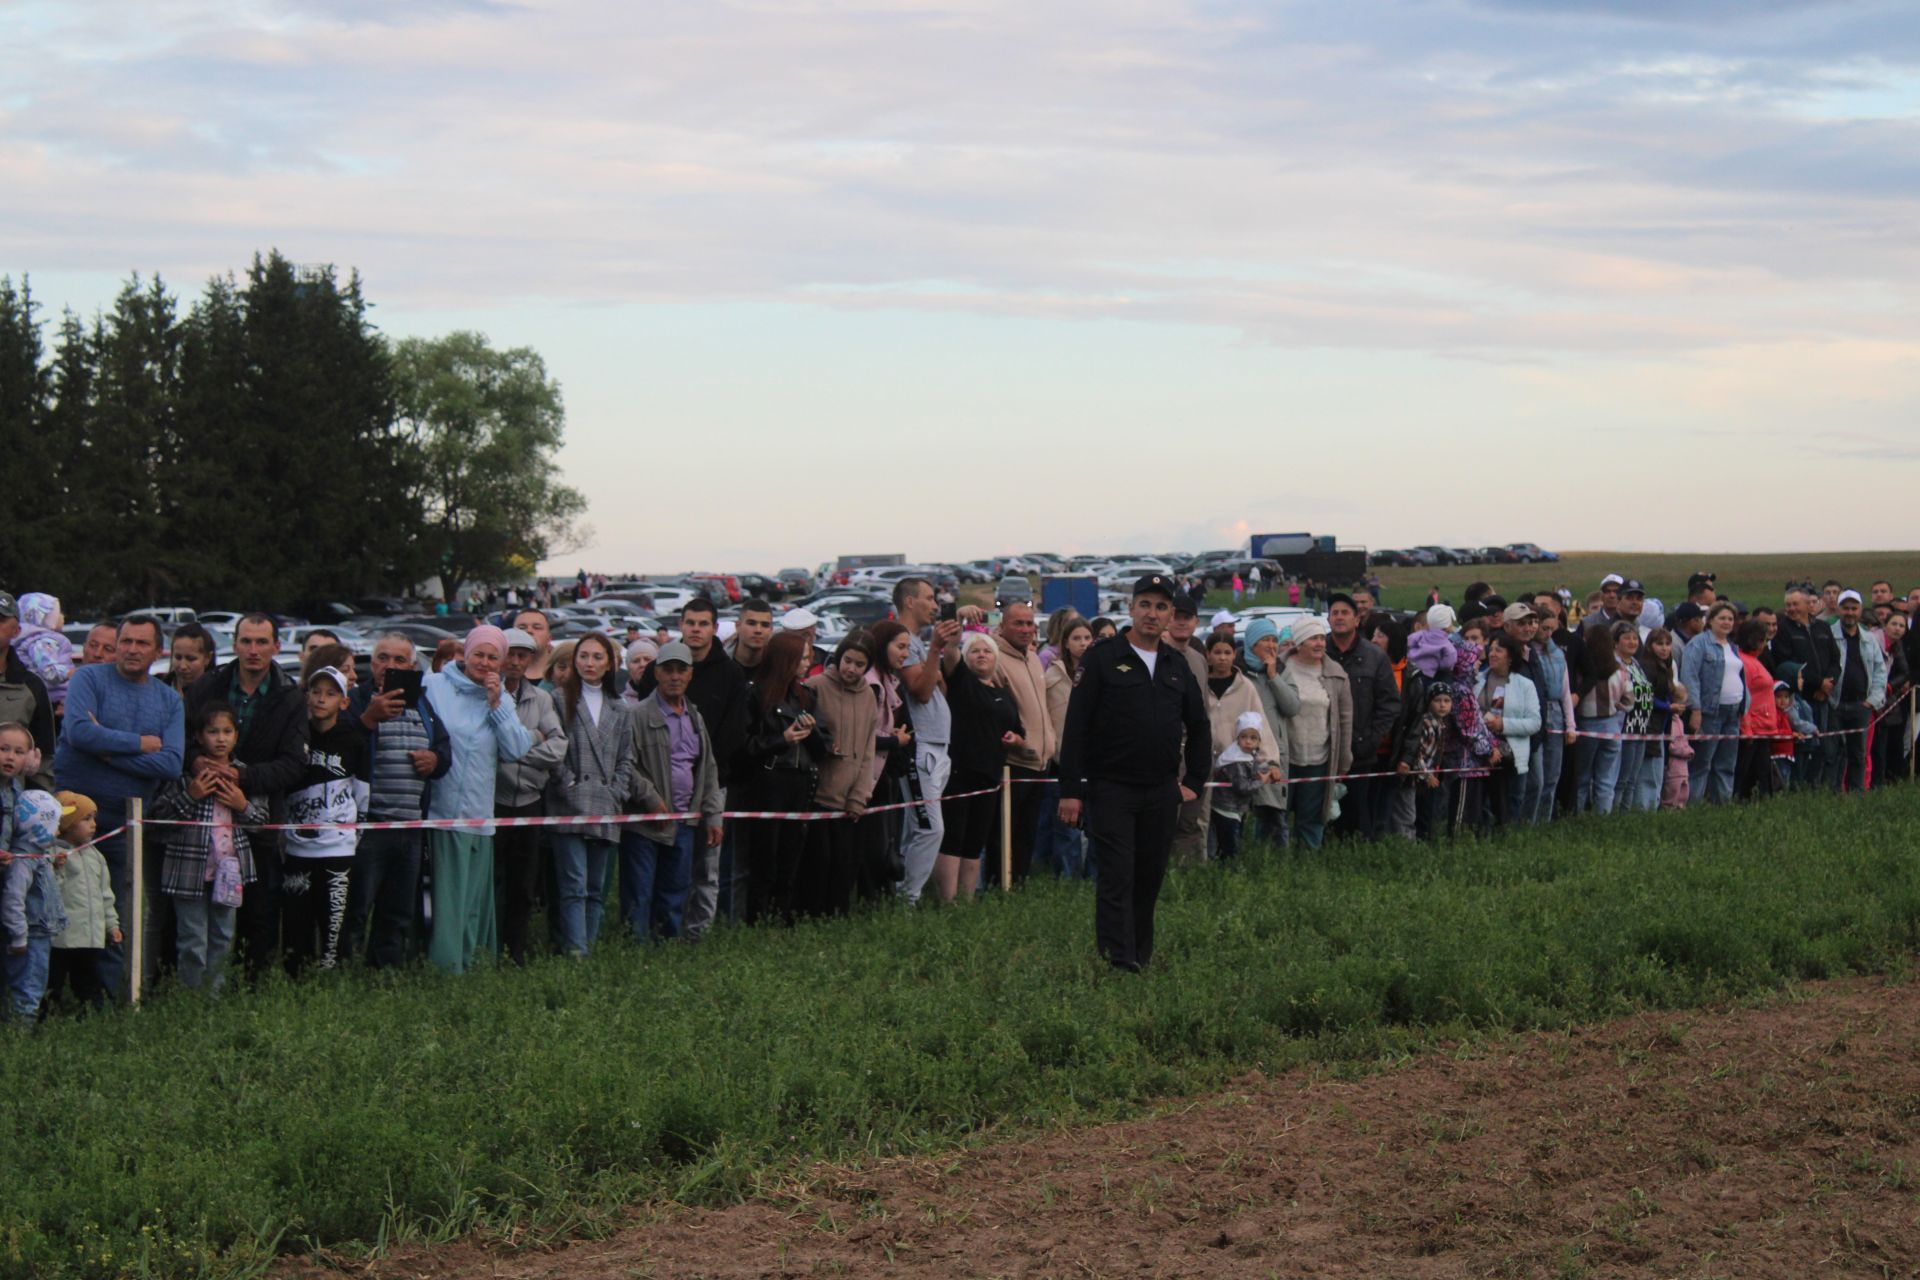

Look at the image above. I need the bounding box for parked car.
[1478,546,1521,564]
[1450,547,1483,566]
[1199,559,1282,591]
[1369,549,1413,567]
[775,567,815,596]
[995,575,1035,608]
[1402,548,1439,567]
[1505,543,1557,563]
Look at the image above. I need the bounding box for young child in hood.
[1211,711,1281,861]
[1773,681,1815,791]
[10,593,74,712]
[3,789,69,1020]
[1661,680,1693,809]
[48,791,118,1013]
[1395,682,1454,840]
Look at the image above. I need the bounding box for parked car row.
[1370,542,1558,567]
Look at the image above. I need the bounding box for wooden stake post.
[127,797,144,1007]
[1910,689,1917,781]
[1000,765,1013,891]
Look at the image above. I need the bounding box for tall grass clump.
[3,785,1916,1278]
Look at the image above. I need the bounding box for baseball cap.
[1687,571,1717,593]
[308,665,349,694]
[0,592,15,620]
[1132,574,1176,601]
[1501,601,1538,623]
[1671,602,1705,625]
[1171,592,1198,616]
[1622,578,1645,597]
[1210,609,1236,628]
[1600,573,1625,589]
[1838,589,1863,605]
[656,641,694,667]
[503,627,537,652]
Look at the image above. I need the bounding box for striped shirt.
[370,709,430,819]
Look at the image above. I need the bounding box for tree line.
[0,251,587,614]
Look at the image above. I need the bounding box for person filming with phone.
[343,632,452,967]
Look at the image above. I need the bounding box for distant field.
[1341,551,1920,614]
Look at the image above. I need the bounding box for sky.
[6,0,1920,574]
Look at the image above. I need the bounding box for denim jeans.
[4,933,51,1020]
[173,889,237,992]
[1288,760,1330,849]
[349,826,422,968]
[1825,702,1872,792]
[1630,741,1665,812]
[1530,731,1566,824]
[551,833,616,955]
[1689,705,1741,805]
[618,826,694,942]
[1614,732,1647,812]
[1037,778,1090,879]
[1575,714,1624,814]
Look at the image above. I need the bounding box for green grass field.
[4,788,1919,1279]
[1358,550,1920,614]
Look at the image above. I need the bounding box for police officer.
[1057,574,1211,972]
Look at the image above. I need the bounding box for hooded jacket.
[804,671,879,813]
[994,634,1057,772]
[10,594,72,708]
[421,662,535,833]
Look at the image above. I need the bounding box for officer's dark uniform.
[1057,576,1211,971]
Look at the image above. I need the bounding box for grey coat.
[627,691,725,846]
[547,691,635,843]
[495,679,568,808]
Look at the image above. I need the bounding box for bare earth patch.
[311,975,1920,1279]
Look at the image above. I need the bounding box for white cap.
[1211,610,1236,627]
[1838,589,1862,605]
[502,627,537,652]
[780,608,819,631]
[1426,603,1457,632]
[1600,573,1625,588]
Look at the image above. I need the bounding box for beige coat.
[994,635,1056,773]
[1043,660,1074,766]
[1284,657,1354,820]
[804,673,878,814]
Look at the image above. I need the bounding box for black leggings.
[940,766,1000,861]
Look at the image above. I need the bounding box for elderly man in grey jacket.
[494,628,567,963]
[623,642,725,941]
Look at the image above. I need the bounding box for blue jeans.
[618,826,694,942]
[1288,760,1330,850]
[1036,779,1090,879]
[1614,731,1647,811]
[1689,705,1741,805]
[1630,741,1665,812]
[1575,714,1623,814]
[350,826,422,968]
[5,933,51,1020]
[1530,730,1566,823]
[551,833,615,955]
[173,890,236,992]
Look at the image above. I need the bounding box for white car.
[1230,607,1321,647]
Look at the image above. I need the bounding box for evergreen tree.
[0,277,55,579]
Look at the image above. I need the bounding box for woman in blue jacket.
[1679,603,1745,805]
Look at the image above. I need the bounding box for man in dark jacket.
[344,631,453,967]
[185,614,308,974]
[1766,587,1839,787]
[635,596,749,936]
[1058,574,1211,972]
[1324,593,1401,841]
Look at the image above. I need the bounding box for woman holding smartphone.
[737,631,829,924]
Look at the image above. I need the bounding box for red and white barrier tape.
[0,824,130,863]
[1569,698,1899,743]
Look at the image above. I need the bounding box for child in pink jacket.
[1661,681,1692,809]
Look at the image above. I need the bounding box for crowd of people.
[1,566,1915,1013]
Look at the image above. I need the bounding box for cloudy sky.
[7,0,1919,572]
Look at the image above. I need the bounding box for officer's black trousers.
[1087,778,1179,970]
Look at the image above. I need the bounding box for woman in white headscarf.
[1275,617,1353,850]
